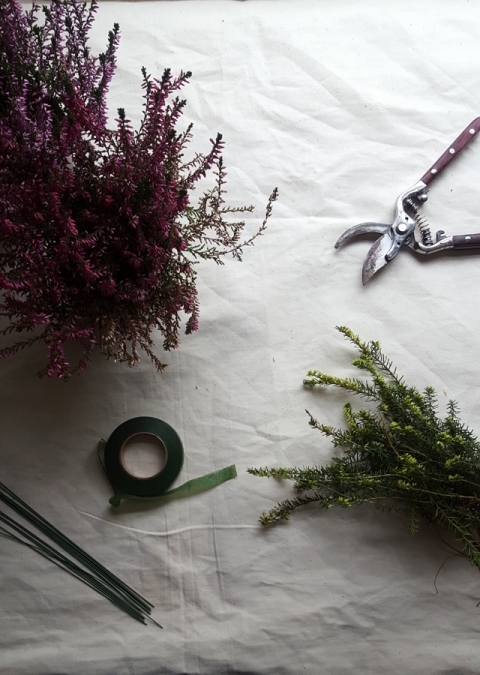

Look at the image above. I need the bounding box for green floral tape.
[100,417,237,507]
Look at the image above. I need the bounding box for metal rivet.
[465,236,471,241]
[470,129,476,134]
[396,223,408,234]
[431,169,438,174]
[449,148,455,154]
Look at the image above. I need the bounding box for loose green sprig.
[248,326,480,569]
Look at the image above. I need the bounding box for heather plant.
[249,327,480,571]
[0,0,277,379]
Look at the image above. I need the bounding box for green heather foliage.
[248,327,480,569]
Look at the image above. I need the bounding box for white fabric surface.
[3,1,480,672]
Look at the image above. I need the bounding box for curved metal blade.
[362,233,395,285]
[335,222,391,249]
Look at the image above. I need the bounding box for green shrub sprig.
[248,327,480,569]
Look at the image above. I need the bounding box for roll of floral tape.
[101,417,237,507]
[104,417,184,503]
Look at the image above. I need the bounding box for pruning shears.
[335,118,480,284]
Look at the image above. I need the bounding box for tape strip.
[100,417,237,507]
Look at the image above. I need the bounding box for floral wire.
[0,481,154,617]
[0,523,149,625]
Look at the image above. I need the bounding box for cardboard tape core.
[120,433,167,479]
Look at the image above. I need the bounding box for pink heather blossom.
[0,0,277,380]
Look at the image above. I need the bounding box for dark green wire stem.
[0,525,148,625]
[0,481,153,614]
[0,482,160,627]
[0,512,152,625]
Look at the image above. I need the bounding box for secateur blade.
[362,232,395,285]
[334,222,391,249]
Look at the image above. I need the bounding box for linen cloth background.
[2,1,480,673]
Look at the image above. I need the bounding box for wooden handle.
[452,233,480,249]
[420,117,480,186]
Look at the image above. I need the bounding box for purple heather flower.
[0,0,277,380]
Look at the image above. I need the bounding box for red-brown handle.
[452,233,480,249]
[420,117,480,185]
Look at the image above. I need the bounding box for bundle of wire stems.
[0,481,160,627]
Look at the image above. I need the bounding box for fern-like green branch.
[248,326,480,569]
